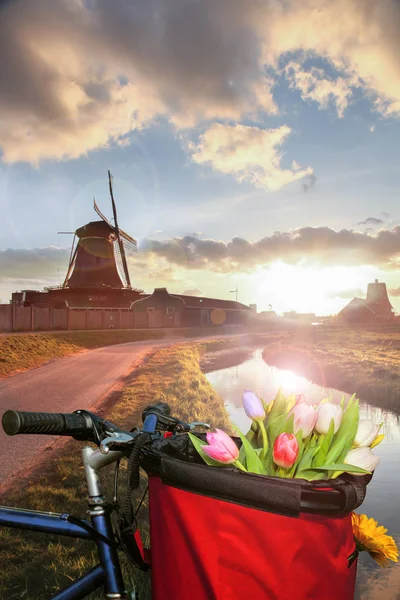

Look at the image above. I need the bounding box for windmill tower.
[365,279,394,320]
[49,172,142,308]
[63,172,137,289]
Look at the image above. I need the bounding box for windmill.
[61,172,137,290]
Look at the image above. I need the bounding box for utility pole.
[230,286,238,302]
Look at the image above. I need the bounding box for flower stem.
[259,420,269,459]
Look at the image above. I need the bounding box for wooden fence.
[0,305,136,333]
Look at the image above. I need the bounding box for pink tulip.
[273,433,299,469]
[290,402,317,439]
[201,428,239,464]
[242,390,265,421]
[295,394,306,404]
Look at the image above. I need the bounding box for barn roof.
[134,290,251,311]
[174,294,251,311]
[338,297,376,316]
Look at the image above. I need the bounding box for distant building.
[131,288,252,328]
[283,311,316,324]
[249,304,257,312]
[259,310,278,319]
[337,280,394,323]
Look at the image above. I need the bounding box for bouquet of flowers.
[189,389,398,568]
[189,389,382,480]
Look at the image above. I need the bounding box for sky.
[1,0,400,315]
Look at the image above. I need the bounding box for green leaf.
[239,443,247,465]
[324,396,359,467]
[288,430,304,477]
[295,468,326,481]
[296,435,320,473]
[331,470,345,479]
[267,388,287,421]
[245,422,259,449]
[260,397,270,413]
[232,425,266,475]
[286,394,296,414]
[188,433,229,467]
[325,435,350,464]
[265,413,287,444]
[311,463,370,474]
[313,419,335,467]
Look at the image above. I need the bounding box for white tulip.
[344,447,380,474]
[315,402,343,435]
[354,419,381,448]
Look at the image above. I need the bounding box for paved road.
[0,334,244,491]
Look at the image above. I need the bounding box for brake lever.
[189,422,211,430]
[99,432,136,455]
[186,422,211,431]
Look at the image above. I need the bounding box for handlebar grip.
[2,410,90,437]
[141,402,171,422]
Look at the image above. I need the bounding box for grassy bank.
[260,328,400,414]
[0,326,235,379]
[0,338,238,599]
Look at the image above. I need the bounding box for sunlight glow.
[251,262,379,314]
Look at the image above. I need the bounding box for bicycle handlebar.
[2,404,210,448]
[2,410,92,437]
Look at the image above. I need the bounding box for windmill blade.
[94,198,115,230]
[108,170,131,287]
[119,227,137,251]
[63,240,78,288]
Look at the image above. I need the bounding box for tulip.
[315,402,343,435]
[242,390,265,421]
[295,394,306,404]
[201,428,239,464]
[354,419,381,448]
[290,402,317,439]
[242,390,269,456]
[344,447,380,474]
[273,433,299,469]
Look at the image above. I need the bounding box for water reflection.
[206,348,400,600]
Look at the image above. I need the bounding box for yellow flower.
[352,512,399,568]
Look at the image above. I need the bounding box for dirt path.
[0,333,244,489]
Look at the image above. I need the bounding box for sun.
[251,263,376,314]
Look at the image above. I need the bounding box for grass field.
[260,327,400,413]
[0,326,233,379]
[0,338,238,600]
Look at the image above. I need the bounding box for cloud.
[182,288,203,296]
[388,286,400,296]
[264,0,400,118]
[326,288,364,299]
[3,225,400,294]
[302,172,317,193]
[140,225,400,272]
[356,217,384,226]
[0,247,69,280]
[0,0,275,164]
[3,0,400,166]
[284,62,355,117]
[190,123,312,191]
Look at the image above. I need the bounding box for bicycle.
[0,403,210,600]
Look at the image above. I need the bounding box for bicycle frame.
[0,445,131,600]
